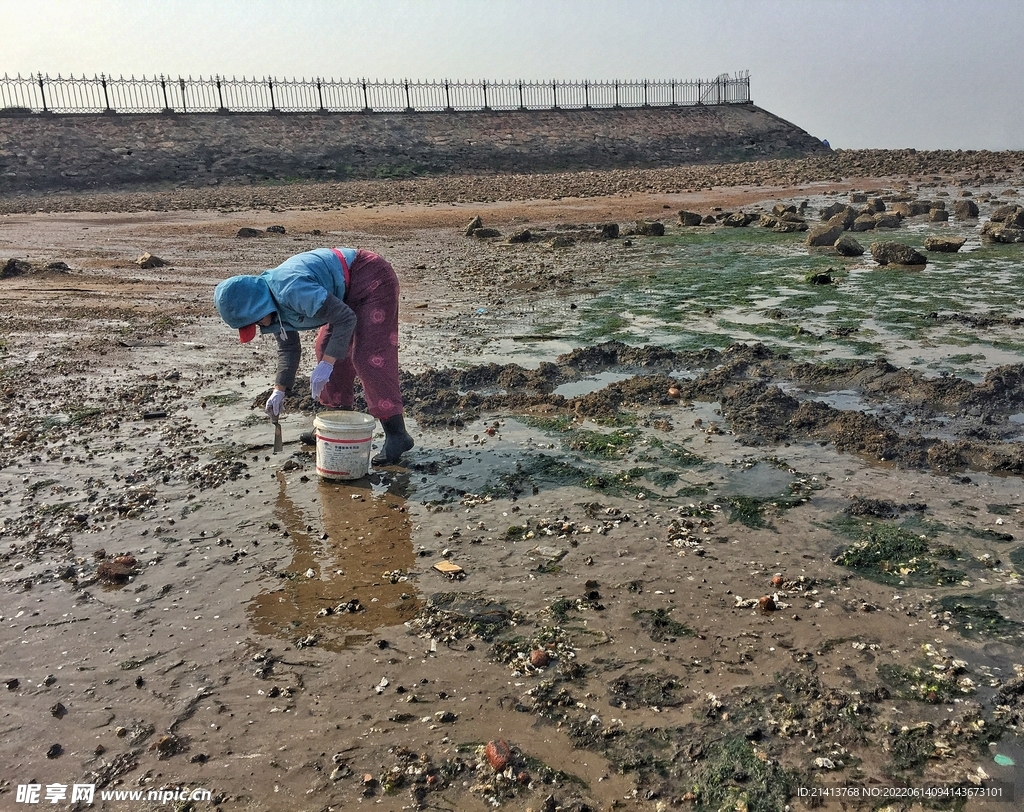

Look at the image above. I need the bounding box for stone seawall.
[0,103,828,194]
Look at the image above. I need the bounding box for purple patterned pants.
[314,250,404,420]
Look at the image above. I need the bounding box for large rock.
[981,222,1024,243]
[890,200,932,218]
[677,210,702,227]
[928,208,949,222]
[1,258,31,279]
[774,221,808,233]
[953,199,979,219]
[806,222,845,247]
[633,220,666,236]
[870,241,927,266]
[873,213,902,229]
[723,211,756,227]
[850,214,877,232]
[989,204,1022,223]
[135,252,167,268]
[826,208,857,230]
[835,235,865,256]
[924,236,966,253]
[819,202,849,220]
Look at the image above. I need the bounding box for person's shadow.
[248,471,422,651]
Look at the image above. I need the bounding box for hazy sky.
[2,0,1022,151]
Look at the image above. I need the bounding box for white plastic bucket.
[313,411,376,480]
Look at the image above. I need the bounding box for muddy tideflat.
[2,159,1024,811]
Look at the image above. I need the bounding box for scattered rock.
[633,220,666,236]
[464,216,483,236]
[806,223,844,247]
[135,252,167,268]
[869,241,927,266]
[981,221,1024,243]
[150,734,183,759]
[265,225,286,234]
[834,235,865,256]
[723,211,756,227]
[236,227,263,238]
[0,258,31,279]
[953,199,979,219]
[924,236,967,253]
[97,559,137,584]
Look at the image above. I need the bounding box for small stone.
[151,734,180,757]
[758,595,777,612]
[50,702,67,718]
[485,739,512,771]
[529,649,550,668]
[771,574,784,587]
[46,743,63,759]
[6,678,19,691]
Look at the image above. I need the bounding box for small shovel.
[272,413,283,454]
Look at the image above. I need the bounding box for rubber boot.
[372,414,414,465]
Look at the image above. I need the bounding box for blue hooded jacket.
[214,248,358,333]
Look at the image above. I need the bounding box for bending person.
[213,247,414,465]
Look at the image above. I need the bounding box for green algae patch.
[936,594,1024,644]
[830,516,967,586]
[686,735,796,812]
[608,671,692,709]
[486,452,679,499]
[725,493,808,530]
[564,426,641,459]
[642,436,705,467]
[633,608,695,642]
[877,662,974,704]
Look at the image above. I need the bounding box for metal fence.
[0,72,750,115]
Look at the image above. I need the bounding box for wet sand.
[3,160,1024,811]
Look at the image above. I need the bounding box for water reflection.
[249,471,422,651]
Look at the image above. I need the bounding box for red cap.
[238,323,258,343]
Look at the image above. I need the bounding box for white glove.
[310,360,335,401]
[265,388,286,417]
